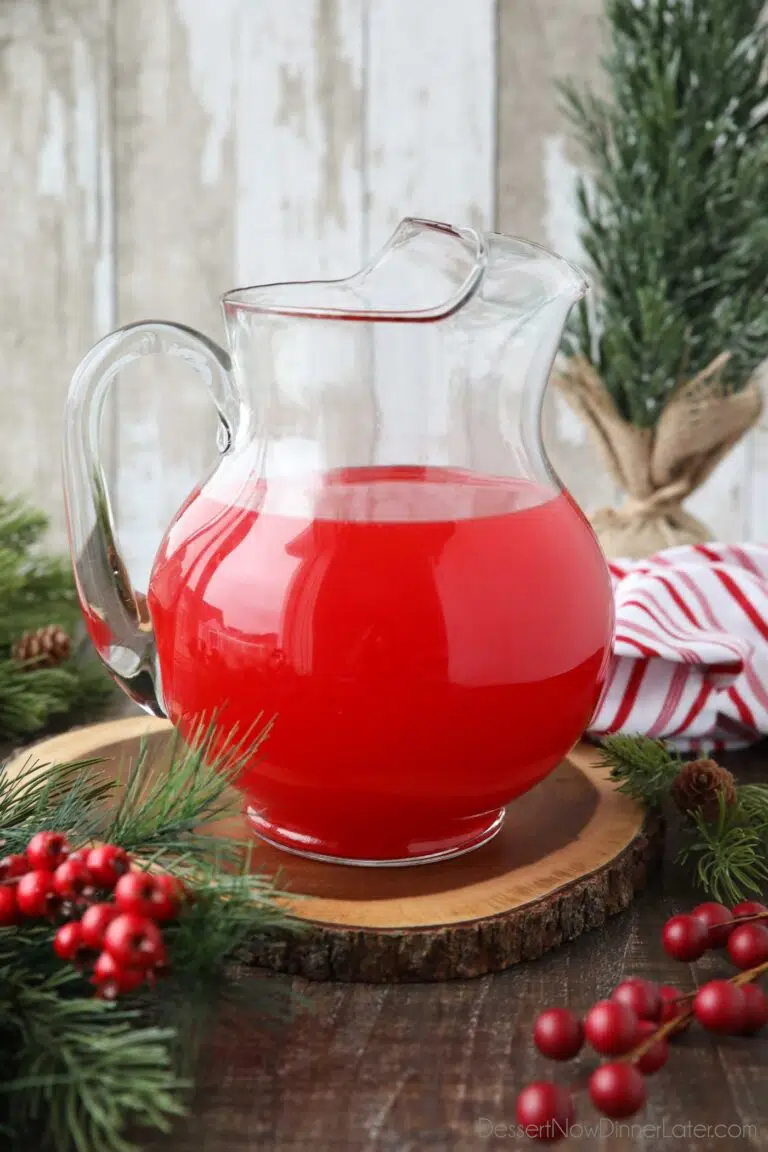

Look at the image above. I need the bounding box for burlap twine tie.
[555,352,764,559]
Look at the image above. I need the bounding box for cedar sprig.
[602,733,768,904]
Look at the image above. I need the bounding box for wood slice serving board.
[4,717,663,983]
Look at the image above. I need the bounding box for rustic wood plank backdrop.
[2,0,766,581]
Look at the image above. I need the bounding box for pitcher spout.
[223,217,488,322]
[474,231,588,464]
[481,231,588,357]
[222,216,586,334]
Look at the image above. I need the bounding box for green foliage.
[0,493,113,741]
[600,733,682,805]
[0,948,184,1152]
[0,734,294,1152]
[103,722,269,864]
[733,783,768,832]
[562,0,768,427]
[602,733,768,904]
[680,794,768,906]
[0,757,110,854]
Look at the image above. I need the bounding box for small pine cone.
[12,625,72,669]
[671,758,737,822]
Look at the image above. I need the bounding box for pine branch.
[0,727,298,1151]
[0,489,116,741]
[733,783,768,833]
[0,659,80,740]
[0,965,185,1152]
[0,758,113,855]
[601,736,768,902]
[102,720,272,865]
[0,653,114,743]
[598,733,682,805]
[679,793,768,905]
[0,497,49,554]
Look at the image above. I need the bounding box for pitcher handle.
[63,321,243,716]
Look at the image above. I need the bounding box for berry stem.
[622,1007,693,1062]
[731,959,768,987]
[623,960,768,1063]
[729,912,768,927]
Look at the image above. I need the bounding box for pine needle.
[102,718,272,864]
[598,733,682,806]
[0,758,115,854]
[733,783,768,833]
[679,793,768,905]
[2,980,185,1152]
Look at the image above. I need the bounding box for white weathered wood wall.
[1,0,766,581]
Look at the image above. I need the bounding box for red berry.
[54,921,86,963]
[52,859,95,901]
[532,1008,584,1061]
[694,980,747,1034]
[692,902,734,948]
[589,1062,646,1119]
[515,1081,574,1142]
[114,871,179,922]
[103,912,165,970]
[727,923,768,970]
[0,885,19,926]
[658,985,690,1033]
[85,844,131,889]
[79,903,119,949]
[67,849,90,865]
[611,978,661,1021]
[0,854,28,881]
[91,950,145,999]
[154,873,184,918]
[16,870,60,918]
[662,914,708,961]
[584,1000,640,1056]
[731,901,768,921]
[633,1019,669,1074]
[740,984,768,1035]
[26,831,70,872]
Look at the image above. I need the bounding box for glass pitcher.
[63,218,613,866]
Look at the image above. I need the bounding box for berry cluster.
[516,900,768,1143]
[0,832,184,1000]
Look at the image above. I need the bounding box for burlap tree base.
[556,353,764,559]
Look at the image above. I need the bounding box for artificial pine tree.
[0,493,113,741]
[557,0,767,558]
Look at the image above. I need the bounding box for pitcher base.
[244,806,506,867]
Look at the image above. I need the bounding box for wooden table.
[151,742,767,1152]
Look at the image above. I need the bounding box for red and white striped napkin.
[587,543,768,751]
